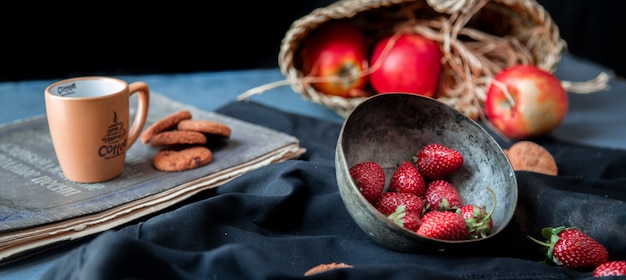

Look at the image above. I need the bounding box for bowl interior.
[336,93,517,252]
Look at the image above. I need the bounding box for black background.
[1,0,624,82]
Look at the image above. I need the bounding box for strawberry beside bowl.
[335,93,518,253]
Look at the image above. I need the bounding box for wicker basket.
[278,0,567,119]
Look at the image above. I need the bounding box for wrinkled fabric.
[42,101,626,280]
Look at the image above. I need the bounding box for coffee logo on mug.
[56,83,77,96]
[99,112,127,159]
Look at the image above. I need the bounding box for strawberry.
[374,192,425,216]
[593,261,626,277]
[424,180,463,211]
[387,204,422,231]
[416,210,469,240]
[528,226,609,270]
[459,204,492,239]
[389,160,426,196]
[414,143,463,180]
[459,187,496,239]
[349,161,385,203]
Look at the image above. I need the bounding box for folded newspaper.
[0,93,305,264]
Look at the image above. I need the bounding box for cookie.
[140,110,193,144]
[152,146,213,172]
[177,119,232,139]
[504,141,558,176]
[304,262,352,276]
[149,130,207,147]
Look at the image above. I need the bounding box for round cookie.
[505,141,558,176]
[152,146,213,172]
[304,262,352,276]
[140,110,193,144]
[149,130,207,147]
[177,119,231,139]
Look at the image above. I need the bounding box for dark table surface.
[1,53,625,279]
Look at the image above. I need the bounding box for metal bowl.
[335,93,517,253]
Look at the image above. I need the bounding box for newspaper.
[0,93,305,264]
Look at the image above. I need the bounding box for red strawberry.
[528,226,609,270]
[374,192,425,216]
[460,204,492,239]
[416,210,469,240]
[389,160,426,196]
[387,204,422,231]
[424,180,463,211]
[349,161,385,203]
[594,261,626,277]
[459,187,496,239]
[414,143,463,180]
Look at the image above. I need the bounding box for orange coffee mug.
[45,76,150,183]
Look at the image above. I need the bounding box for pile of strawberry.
[349,143,495,241]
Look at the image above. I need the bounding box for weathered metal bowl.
[335,93,517,253]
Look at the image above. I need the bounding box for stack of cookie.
[140,110,232,172]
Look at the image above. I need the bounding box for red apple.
[484,64,568,139]
[369,33,442,97]
[301,21,368,98]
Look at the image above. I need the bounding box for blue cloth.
[38,100,626,279]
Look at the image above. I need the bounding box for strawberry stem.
[387,205,407,227]
[527,235,551,247]
[527,226,567,265]
[482,186,496,224]
[477,187,496,231]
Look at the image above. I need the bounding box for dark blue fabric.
[42,101,626,280]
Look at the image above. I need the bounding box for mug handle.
[127,81,150,148]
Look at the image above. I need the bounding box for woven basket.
[278,0,567,119]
